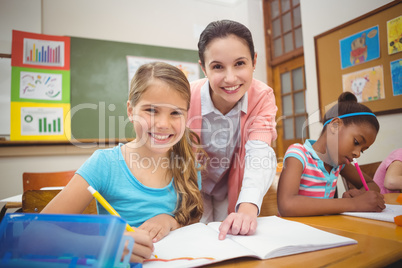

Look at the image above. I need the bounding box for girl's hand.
[123,228,154,263]
[138,214,180,242]
[342,188,364,198]
[351,191,385,212]
[218,203,258,240]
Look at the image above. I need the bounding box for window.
[265,0,303,65]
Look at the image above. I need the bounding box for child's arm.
[138,214,180,243]
[341,164,381,195]
[383,160,402,192]
[277,157,385,217]
[41,174,94,214]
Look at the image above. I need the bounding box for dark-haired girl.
[277,92,385,217]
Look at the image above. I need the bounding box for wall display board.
[315,1,402,117]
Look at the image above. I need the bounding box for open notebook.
[143,216,356,268]
[342,204,402,222]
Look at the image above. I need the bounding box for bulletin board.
[314,1,402,117]
[70,37,200,141]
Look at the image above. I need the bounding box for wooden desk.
[208,193,402,267]
[284,193,402,243]
[206,227,401,267]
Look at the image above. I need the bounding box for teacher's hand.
[218,203,258,240]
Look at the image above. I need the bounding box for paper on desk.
[0,194,22,203]
[342,204,402,222]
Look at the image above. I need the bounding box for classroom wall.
[1,0,401,201]
[300,0,402,165]
[0,0,266,136]
[0,0,266,200]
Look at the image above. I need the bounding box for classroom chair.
[260,186,278,216]
[1,170,79,222]
[22,190,97,214]
[21,170,97,214]
[23,170,76,191]
[259,162,284,216]
[259,170,280,217]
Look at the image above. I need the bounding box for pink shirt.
[188,78,277,213]
[373,148,402,194]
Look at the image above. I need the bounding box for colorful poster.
[10,30,71,141]
[10,102,71,141]
[11,30,70,70]
[20,71,62,101]
[11,67,70,103]
[127,56,199,91]
[387,16,402,55]
[342,65,385,103]
[339,26,380,69]
[390,59,402,96]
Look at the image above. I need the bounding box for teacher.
[188,20,278,239]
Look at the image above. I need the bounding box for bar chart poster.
[11,30,70,70]
[10,102,71,141]
[23,38,64,67]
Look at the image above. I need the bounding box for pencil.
[87,185,135,232]
[352,158,369,191]
[87,185,158,259]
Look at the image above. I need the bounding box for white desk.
[0,194,22,204]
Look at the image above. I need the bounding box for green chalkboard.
[70,37,200,140]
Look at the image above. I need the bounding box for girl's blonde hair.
[129,62,204,225]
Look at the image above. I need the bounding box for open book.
[342,204,402,223]
[143,216,356,268]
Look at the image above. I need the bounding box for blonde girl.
[42,62,204,263]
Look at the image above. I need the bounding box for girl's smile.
[127,79,188,156]
[148,132,174,144]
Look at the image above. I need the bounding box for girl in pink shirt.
[374,148,402,194]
